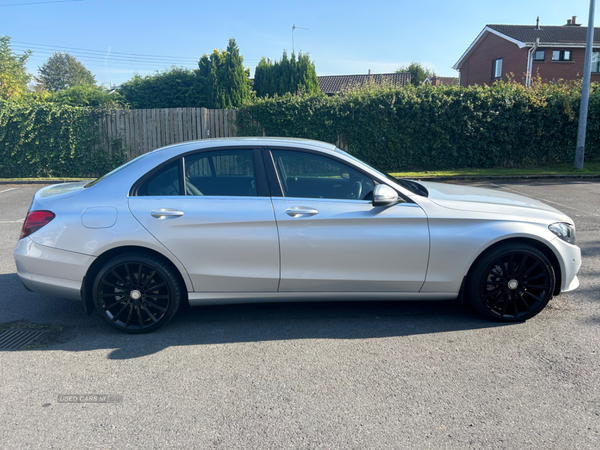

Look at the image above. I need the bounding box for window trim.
[533,49,545,62]
[591,51,600,73]
[492,58,503,80]
[552,50,572,62]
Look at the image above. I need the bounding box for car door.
[267,148,430,292]
[128,148,280,292]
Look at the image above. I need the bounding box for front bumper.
[553,237,581,293]
[14,238,95,301]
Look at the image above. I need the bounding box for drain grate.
[0,329,48,350]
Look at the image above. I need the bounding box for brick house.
[453,16,600,86]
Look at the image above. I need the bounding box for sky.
[2,0,598,87]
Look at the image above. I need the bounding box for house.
[423,76,459,86]
[453,16,600,87]
[317,72,410,95]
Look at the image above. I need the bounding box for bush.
[46,85,125,108]
[118,68,205,109]
[236,82,600,171]
[0,98,123,178]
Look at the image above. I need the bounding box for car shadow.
[0,272,514,359]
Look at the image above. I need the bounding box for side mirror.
[372,184,399,207]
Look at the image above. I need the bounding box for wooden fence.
[97,108,237,161]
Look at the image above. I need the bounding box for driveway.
[0,180,599,449]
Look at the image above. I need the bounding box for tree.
[38,52,96,91]
[221,38,251,108]
[197,48,226,109]
[253,51,319,98]
[0,36,31,99]
[397,62,435,86]
[197,38,251,108]
[119,67,204,109]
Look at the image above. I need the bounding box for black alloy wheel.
[467,243,555,322]
[92,254,182,333]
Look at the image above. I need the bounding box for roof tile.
[488,24,600,45]
[317,73,410,94]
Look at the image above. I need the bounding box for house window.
[492,58,503,79]
[552,50,572,61]
[534,50,545,61]
[592,52,600,73]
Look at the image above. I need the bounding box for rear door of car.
[128,147,280,293]
[264,148,430,293]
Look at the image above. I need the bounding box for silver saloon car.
[14,138,581,333]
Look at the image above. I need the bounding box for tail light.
[20,210,55,240]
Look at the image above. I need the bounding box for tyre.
[92,253,182,333]
[466,243,555,322]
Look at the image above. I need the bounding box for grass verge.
[0,178,87,182]
[389,162,600,178]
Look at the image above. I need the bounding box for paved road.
[0,181,599,449]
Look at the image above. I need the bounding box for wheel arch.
[466,237,562,296]
[81,245,191,314]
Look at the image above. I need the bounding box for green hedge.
[2,83,599,178]
[236,82,600,171]
[0,99,122,178]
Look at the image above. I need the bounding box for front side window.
[592,52,600,72]
[184,150,256,196]
[552,50,572,61]
[492,58,503,79]
[271,150,374,200]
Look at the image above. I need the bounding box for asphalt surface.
[0,180,599,449]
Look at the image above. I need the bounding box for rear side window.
[134,149,258,197]
[137,160,181,196]
[184,150,256,196]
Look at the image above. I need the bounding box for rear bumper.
[14,238,95,301]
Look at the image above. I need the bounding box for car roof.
[150,137,339,157]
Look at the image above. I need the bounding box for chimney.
[572,16,577,25]
[368,69,371,75]
[535,16,540,30]
[567,19,572,25]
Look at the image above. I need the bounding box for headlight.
[549,222,576,244]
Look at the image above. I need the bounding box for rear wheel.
[92,254,182,333]
[466,243,555,322]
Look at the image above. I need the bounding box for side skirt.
[188,291,458,306]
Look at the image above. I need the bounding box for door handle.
[151,209,184,219]
[286,207,318,217]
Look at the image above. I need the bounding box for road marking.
[491,184,600,217]
[0,188,17,194]
[0,219,24,224]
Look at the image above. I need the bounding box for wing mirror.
[372,184,399,207]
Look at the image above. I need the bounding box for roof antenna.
[292,24,309,54]
[535,16,540,30]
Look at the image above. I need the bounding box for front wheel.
[92,253,182,333]
[466,243,555,322]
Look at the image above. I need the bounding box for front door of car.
[267,149,430,292]
[128,148,280,292]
